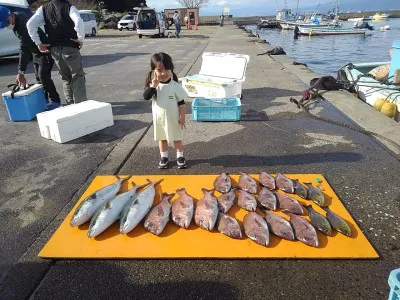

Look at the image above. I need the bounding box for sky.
[146,0,400,17]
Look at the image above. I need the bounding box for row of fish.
[69,174,351,248]
[215,172,325,206]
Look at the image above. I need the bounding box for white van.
[78,10,98,36]
[136,7,165,38]
[0,0,31,57]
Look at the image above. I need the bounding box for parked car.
[136,7,165,38]
[117,14,137,31]
[0,0,31,57]
[78,10,98,36]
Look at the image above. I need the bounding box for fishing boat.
[340,62,400,122]
[298,27,367,36]
[371,13,390,20]
[257,19,279,29]
[348,16,372,22]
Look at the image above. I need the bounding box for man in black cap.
[0,3,61,109]
[27,0,87,104]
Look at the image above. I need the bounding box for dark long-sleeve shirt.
[12,11,49,72]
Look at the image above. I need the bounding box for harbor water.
[247,18,400,76]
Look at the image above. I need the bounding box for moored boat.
[340,62,400,122]
[299,27,367,36]
[371,13,390,21]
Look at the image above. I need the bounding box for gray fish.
[238,190,257,212]
[213,173,232,193]
[304,205,332,236]
[217,188,237,213]
[259,172,276,190]
[71,176,131,227]
[276,173,294,193]
[304,183,325,206]
[238,173,257,194]
[243,212,270,247]
[263,210,295,240]
[144,193,175,235]
[322,206,352,237]
[194,189,219,231]
[275,192,304,215]
[87,181,146,238]
[172,188,194,229]
[287,212,319,247]
[217,213,242,239]
[293,179,308,199]
[258,187,277,210]
[119,179,163,234]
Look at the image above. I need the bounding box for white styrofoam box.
[181,52,250,98]
[36,100,114,143]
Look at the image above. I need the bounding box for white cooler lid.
[199,52,250,80]
[37,100,111,123]
[2,84,43,97]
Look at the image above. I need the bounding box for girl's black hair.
[145,52,179,88]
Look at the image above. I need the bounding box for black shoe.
[158,157,169,169]
[177,157,187,169]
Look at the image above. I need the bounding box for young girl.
[143,52,188,169]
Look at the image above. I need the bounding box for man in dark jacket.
[0,4,61,109]
[27,0,87,104]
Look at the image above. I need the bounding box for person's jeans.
[51,46,87,104]
[175,23,181,36]
[33,54,60,103]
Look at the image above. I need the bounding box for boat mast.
[296,0,299,17]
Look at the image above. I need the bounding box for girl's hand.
[151,72,159,88]
[179,115,186,130]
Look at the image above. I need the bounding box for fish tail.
[176,187,186,194]
[321,206,329,212]
[148,178,164,186]
[201,188,214,195]
[162,192,176,202]
[117,175,132,182]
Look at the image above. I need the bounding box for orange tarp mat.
[39,174,378,259]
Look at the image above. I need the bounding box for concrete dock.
[0,25,399,299]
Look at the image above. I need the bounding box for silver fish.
[276,173,294,193]
[263,210,295,240]
[194,189,219,231]
[304,205,332,236]
[87,182,145,238]
[70,176,131,227]
[293,179,308,199]
[287,212,319,247]
[144,192,175,235]
[275,192,304,215]
[213,173,232,193]
[238,190,257,212]
[217,213,242,239]
[217,187,237,213]
[238,173,257,194]
[322,206,352,237]
[305,183,325,206]
[119,179,163,234]
[172,188,194,229]
[258,187,277,210]
[243,212,270,247]
[259,172,276,190]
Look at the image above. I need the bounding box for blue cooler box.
[2,84,47,121]
[389,268,400,300]
[192,97,241,121]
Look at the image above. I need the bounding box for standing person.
[219,14,224,27]
[27,0,87,105]
[0,4,61,109]
[184,14,188,29]
[173,10,181,38]
[143,53,188,169]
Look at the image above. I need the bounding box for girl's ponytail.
[145,71,153,88]
[172,72,178,82]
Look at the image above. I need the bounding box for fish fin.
[162,192,175,203]
[202,188,213,195]
[121,175,132,182]
[149,178,164,186]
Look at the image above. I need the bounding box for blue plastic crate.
[389,268,400,300]
[192,97,241,121]
[2,84,47,121]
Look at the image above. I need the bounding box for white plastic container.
[181,52,250,99]
[36,100,114,143]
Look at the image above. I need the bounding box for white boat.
[299,27,367,36]
[348,17,372,22]
[341,62,400,122]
